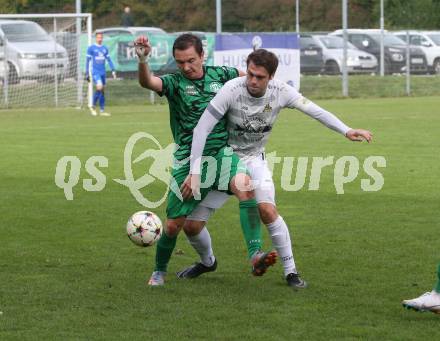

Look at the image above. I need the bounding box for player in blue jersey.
[85,32,116,116]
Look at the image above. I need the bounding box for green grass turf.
[0,97,439,339]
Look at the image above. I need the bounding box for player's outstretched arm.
[291,96,351,136]
[288,91,372,143]
[135,36,162,93]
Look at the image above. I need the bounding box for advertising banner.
[214,33,300,89]
[81,31,298,86]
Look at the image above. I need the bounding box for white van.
[0,20,68,83]
[393,31,440,74]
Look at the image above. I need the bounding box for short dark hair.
[95,31,103,36]
[246,49,279,76]
[173,33,203,57]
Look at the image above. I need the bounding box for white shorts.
[244,154,276,205]
[187,153,275,222]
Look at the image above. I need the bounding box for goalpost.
[0,13,92,109]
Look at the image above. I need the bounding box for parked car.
[331,29,428,74]
[393,31,440,74]
[0,20,69,84]
[309,34,377,74]
[52,31,80,78]
[96,26,166,37]
[299,35,324,74]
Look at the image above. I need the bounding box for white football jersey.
[190,76,351,174]
[209,77,304,158]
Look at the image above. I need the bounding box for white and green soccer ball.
[126,211,163,247]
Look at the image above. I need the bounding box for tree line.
[1,0,440,32]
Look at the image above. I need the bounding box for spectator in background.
[121,5,134,27]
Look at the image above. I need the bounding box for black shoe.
[176,259,218,279]
[286,273,307,289]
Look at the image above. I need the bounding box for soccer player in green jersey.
[402,262,440,314]
[134,34,277,286]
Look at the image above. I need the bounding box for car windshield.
[427,34,440,46]
[1,23,51,42]
[370,34,405,45]
[319,36,356,49]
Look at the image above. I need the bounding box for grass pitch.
[0,96,439,339]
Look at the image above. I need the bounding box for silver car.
[312,35,377,74]
[0,20,69,83]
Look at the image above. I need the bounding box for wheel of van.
[325,60,340,75]
[433,59,440,75]
[7,63,19,85]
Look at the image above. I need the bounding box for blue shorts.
[92,73,106,86]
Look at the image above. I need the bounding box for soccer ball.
[126,211,163,247]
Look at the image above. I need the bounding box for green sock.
[435,263,440,293]
[154,232,177,272]
[239,199,262,259]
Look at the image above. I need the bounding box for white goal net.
[0,13,92,109]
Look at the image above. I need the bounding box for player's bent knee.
[183,219,205,237]
[258,203,278,225]
[165,218,184,237]
[96,84,104,91]
[230,174,254,200]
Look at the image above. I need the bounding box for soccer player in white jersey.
[178,49,372,288]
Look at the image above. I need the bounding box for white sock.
[267,216,297,276]
[186,226,215,267]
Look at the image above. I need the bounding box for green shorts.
[166,146,247,219]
